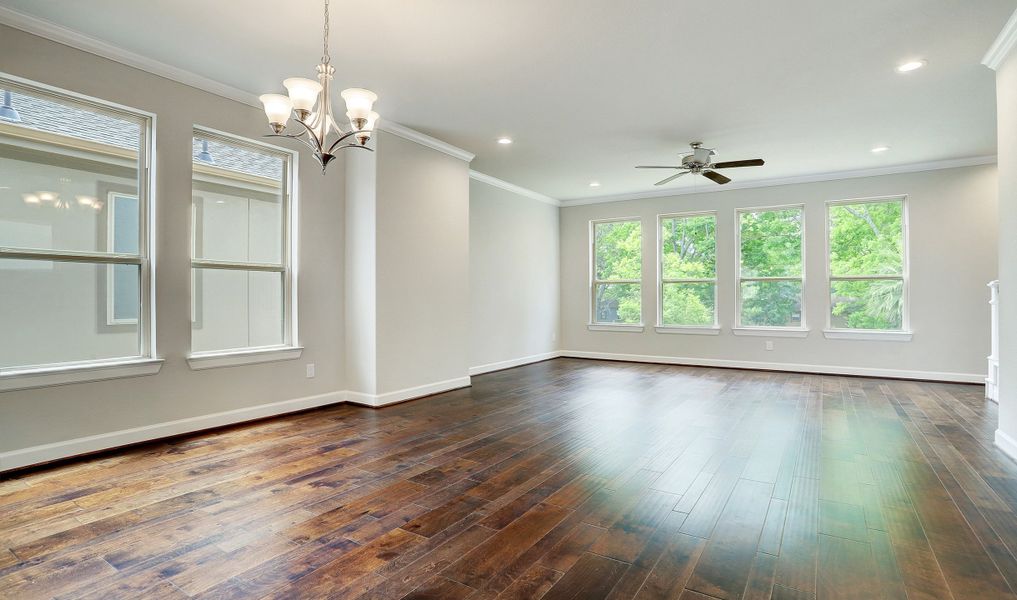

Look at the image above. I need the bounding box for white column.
[985,9,1017,458]
[989,280,1000,402]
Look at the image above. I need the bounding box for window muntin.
[738,206,805,328]
[190,129,293,354]
[591,219,641,325]
[827,197,907,331]
[0,76,152,371]
[659,212,717,327]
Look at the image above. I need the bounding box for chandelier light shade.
[259,0,380,172]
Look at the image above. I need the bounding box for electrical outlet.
[306,363,316,378]
[765,341,774,351]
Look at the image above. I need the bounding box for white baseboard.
[1,373,477,472]
[0,390,345,473]
[560,350,984,384]
[468,351,561,376]
[346,376,472,408]
[996,429,1017,463]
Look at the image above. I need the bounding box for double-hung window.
[591,218,642,327]
[826,197,909,338]
[0,75,156,386]
[737,206,806,331]
[658,212,718,330]
[188,129,298,365]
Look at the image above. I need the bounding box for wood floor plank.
[587,489,677,562]
[442,502,570,588]
[686,478,774,599]
[492,563,562,600]
[816,533,879,600]
[539,552,628,600]
[632,532,707,600]
[0,359,1013,600]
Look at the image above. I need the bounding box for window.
[591,218,641,325]
[827,197,908,333]
[659,212,717,329]
[0,75,154,375]
[737,206,805,329]
[189,129,296,359]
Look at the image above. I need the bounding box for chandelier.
[258,0,379,172]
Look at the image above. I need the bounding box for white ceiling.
[1,0,1013,200]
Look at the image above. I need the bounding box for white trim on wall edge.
[469,351,561,376]
[381,122,474,163]
[0,6,255,105]
[469,171,560,206]
[560,350,984,384]
[0,390,345,472]
[983,8,1017,70]
[0,6,475,164]
[823,330,913,342]
[187,346,303,370]
[346,376,472,408]
[732,327,810,339]
[559,156,997,207]
[996,429,1017,464]
[0,358,163,392]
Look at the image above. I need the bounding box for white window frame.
[733,204,809,337]
[589,217,644,332]
[0,72,161,391]
[106,191,140,326]
[186,126,301,369]
[656,211,719,335]
[823,195,912,341]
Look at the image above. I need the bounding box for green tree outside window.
[828,199,905,330]
[593,220,641,324]
[660,213,716,326]
[738,207,805,327]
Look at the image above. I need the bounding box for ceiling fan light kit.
[635,141,765,186]
[258,0,379,173]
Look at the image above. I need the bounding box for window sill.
[823,329,913,342]
[0,358,164,392]
[187,346,303,370]
[587,324,645,333]
[732,327,810,338]
[655,326,721,336]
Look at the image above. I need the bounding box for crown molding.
[0,6,475,164]
[469,170,560,206]
[380,122,474,163]
[559,155,997,207]
[0,6,261,107]
[983,8,1017,70]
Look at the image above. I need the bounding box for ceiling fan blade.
[635,165,679,169]
[654,172,688,186]
[702,170,731,185]
[712,159,765,169]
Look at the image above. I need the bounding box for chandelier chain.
[321,0,331,64]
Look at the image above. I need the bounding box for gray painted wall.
[560,166,998,378]
[469,179,560,370]
[343,131,471,397]
[0,25,346,453]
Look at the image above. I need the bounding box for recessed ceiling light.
[896,60,926,73]
[871,146,890,153]
[497,137,513,145]
[589,181,601,188]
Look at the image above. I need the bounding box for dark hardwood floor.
[1,358,1016,599]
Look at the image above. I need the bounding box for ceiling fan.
[636,142,765,186]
